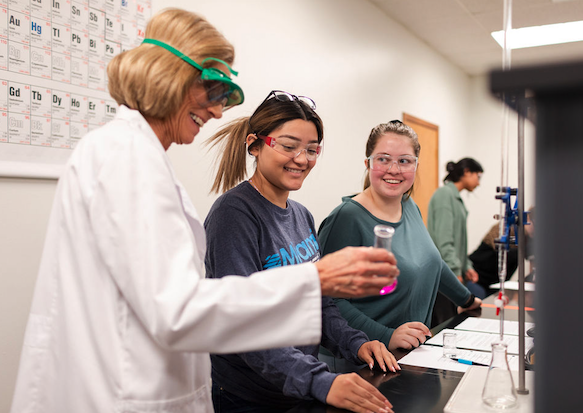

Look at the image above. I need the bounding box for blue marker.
[452,358,489,367]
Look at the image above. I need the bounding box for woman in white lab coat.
[10,8,398,413]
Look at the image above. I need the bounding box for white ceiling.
[368,0,583,76]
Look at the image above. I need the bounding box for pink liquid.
[379,279,398,295]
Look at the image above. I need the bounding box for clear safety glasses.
[257,135,321,161]
[368,154,418,173]
[142,38,244,109]
[261,90,316,110]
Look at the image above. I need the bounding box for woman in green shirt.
[318,121,481,367]
[427,158,484,325]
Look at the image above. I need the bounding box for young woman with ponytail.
[204,90,398,413]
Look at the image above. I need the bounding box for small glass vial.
[442,331,457,358]
[482,341,519,410]
[373,225,397,295]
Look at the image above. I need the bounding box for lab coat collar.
[115,105,206,260]
[116,105,166,153]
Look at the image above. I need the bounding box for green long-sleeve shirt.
[318,196,471,347]
[427,181,472,276]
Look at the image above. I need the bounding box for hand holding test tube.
[374,225,397,295]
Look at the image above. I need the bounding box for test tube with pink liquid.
[374,224,397,295]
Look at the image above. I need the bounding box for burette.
[494,0,530,395]
[496,0,512,342]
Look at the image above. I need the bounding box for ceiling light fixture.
[491,20,583,49]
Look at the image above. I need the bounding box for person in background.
[317,121,481,371]
[427,157,483,326]
[205,90,398,413]
[469,207,535,298]
[9,10,398,413]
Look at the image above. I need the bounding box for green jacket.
[427,181,472,276]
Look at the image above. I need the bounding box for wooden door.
[402,113,439,226]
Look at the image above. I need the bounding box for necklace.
[248,177,263,196]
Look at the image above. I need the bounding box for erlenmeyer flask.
[482,341,518,409]
[373,225,397,295]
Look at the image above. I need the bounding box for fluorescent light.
[492,20,583,49]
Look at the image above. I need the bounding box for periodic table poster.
[0,0,151,178]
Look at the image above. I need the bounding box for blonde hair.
[107,8,235,119]
[363,121,420,199]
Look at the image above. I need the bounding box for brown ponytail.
[206,117,252,194]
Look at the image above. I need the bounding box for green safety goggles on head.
[142,38,244,109]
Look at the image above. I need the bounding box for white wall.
[0,0,535,410]
[161,0,472,223]
[464,75,536,251]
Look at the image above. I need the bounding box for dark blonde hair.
[207,96,324,193]
[363,121,420,200]
[107,8,235,119]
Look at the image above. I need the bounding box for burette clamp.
[494,186,530,250]
[494,186,518,251]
